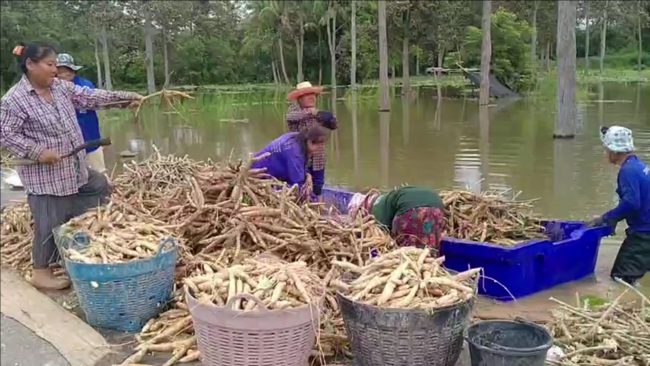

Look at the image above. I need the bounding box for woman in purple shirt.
[252,125,329,201]
[0,43,142,290]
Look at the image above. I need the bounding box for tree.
[143,2,156,93]
[479,0,492,105]
[600,0,609,74]
[323,0,338,88]
[555,1,577,138]
[378,0,390,111]
[584,0,591,71]
[350,0,357,88]
[531,1,539,63]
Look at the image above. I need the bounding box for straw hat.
[287,81,324,101]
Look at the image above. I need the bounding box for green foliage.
[0,0,645,92]
[462,9,535,91]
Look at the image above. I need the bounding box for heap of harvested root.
[59,202,176,264]
[332,247,479,309]
[440,190,546,245]
[186,256,324,311]
[112,152,395,364]
[1,203,34,275]
[548,286,650,366]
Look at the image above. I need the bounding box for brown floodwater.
[103,82,649,221]
[99,82,649,295]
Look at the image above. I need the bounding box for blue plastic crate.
[322,187,614,301]
[441,222,613,301]
[54,227,178,332]
[322,186,355,213]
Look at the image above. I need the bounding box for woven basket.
[54,226,177,332]
[338,292,474,366]
[186,289,321,366]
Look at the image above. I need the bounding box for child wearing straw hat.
[286,81,337,185]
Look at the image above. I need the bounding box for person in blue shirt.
[56,53,106,173]
[589,126,650,286]
[251,125,328,201]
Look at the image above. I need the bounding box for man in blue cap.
[590,126,650,286]
[56,53,106,173]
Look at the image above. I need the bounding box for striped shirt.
[1,76,137,196]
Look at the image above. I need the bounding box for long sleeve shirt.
[251,132,324,196]
[72,76,102,153]
[1,76,139,196]
[603,155,650,234]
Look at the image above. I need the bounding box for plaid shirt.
[285,103,336,171]
[1,76,137,196]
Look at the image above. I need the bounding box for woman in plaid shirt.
[0,43,143,290]
[285,81,337,182]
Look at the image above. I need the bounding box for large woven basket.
[54,226,177,332]
[186,289,321,366]
[338,292,474,366]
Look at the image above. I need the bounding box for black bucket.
[466,320,553,366]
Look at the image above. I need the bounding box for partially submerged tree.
[378,0,390,111]
[479,0,492,105]
[555,0,577,139]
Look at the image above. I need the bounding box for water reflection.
[100,83,650,221]
[379,112,390,188]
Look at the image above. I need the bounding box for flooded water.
[99,82,650,296]
[102,82,649,223]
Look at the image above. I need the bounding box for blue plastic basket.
[322,186,355,213]
[322,187,614,301]
[441,222,613,301]
[54,227,178,332]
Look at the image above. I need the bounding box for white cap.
[601,125,635,153]
[347,193,366,214]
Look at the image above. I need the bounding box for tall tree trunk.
[100,26,112,90]
[546,41,551,72]
[531,1,538,64]
[599,0,608,75]
[638,0,643,73]
[402,32,410,94]
[378,0,390,111]
[318,29,323,85]
[144,8,156,93]
[162,31,170,87]
[278,37,290,85]
[585,0,590,72]
[296,18,304,82]
[326,5,337,89]
[94,37,103,88]
[351,0,357,89]
[479,0,492,106]
[554,0,577,139]
[415,51,419,76]
[271,61,279,84]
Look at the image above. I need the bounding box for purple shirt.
[1,76,137,196]
[251,132,325,196]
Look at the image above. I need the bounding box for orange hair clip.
[12,45,24,56]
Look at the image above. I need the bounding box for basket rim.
[336,290,476,314]
[184,285,323,316]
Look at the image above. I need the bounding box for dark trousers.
[610,231,650,284]
[27,169,110,269]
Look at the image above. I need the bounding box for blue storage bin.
[322,187,614,301]
[322,186,355,213]
[441,222,613,301]
[54,227,178,332]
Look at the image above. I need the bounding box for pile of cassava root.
[185,256,324,311]
[548,285,650,366]
[332,247,479,309]
[440,190,546,245]
[1,149,486,366]
[59,201,177,264]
